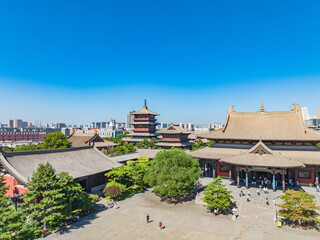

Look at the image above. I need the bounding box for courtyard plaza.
[45,178,320,240]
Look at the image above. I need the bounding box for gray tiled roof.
[1,147,121,184]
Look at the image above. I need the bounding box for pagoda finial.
[144,98,147,108]
[260,101,265,112]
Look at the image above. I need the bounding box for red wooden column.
[315,166,319,187]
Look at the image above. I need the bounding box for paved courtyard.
[45,178,320,240]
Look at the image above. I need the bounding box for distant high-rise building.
[8,119,14,128]
[126,111,135,129]
[56,123,66,129]
[21,121,28,128]
[13,119,23,128]
[188,123,194,131]
[301,107,310,121]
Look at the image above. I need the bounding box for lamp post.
[10,193,23,212]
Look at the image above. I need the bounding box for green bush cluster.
[3,132,70,152]
[136,138,158,149]
[191,139,215,152]
[103,186,122,199]
[108,142,135,156]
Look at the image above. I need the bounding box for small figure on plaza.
[273,199,276,205]
[266,197,269,205]
[257,189,260,196]
[247,194,250,202]
[147,214,150,223]
[159,221,163,230]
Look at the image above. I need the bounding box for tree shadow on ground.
[50,203,107,236]
[282,219,320,232]
[204,201,238,216]
[157,190,198,205]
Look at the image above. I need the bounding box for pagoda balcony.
[133,128,156,132]
[133,117,156,121]
[161,137,187,142]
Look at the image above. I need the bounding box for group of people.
[107,199,118,209]
[146,214,164,230]
[239,187,276,206]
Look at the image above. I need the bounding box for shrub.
[103,186,122,199]
[89,194,100,205]
[106,180,126,192]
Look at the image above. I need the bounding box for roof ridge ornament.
[144,98,149,110]
[292,103,300,111]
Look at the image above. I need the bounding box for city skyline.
[1,1,320,124]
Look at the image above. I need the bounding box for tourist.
[257,189,260,196]
[309,182,313,188]
[273,199,276,205]
[247,190,250,197]
[247,194,250,202]
[261,180,264,187]
[316,185,320,192]
[159,221,163,230]
[147,214,150,223]
[266,197,269,205]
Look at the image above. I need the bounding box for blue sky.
[0,0,319,125]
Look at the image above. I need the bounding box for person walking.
[273,199,276,205]
[257,189,260,196]
[266,197,269,205]
[247,194,250,202]
[146,214,150,223]
[159,221,163,230]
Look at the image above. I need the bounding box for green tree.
[105,166,132,184]
[191,140,215,151]
[144,149,201,198]
[136,138,158,149]
[0,175,37,239]
[317,143,320,148]
[43,132,70,149]
[277,189,320,226]
[202,176,233,213]
[3,132,70,152]
[0,174,13,238]
[23,163,67,229]
[58,172,85,215]
[130,163,148,187]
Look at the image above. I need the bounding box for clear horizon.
[1,1,320,125]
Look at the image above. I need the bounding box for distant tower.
[123,99,159,143]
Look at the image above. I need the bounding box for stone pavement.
[44,178,320,240]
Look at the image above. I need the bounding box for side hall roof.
[157,124,191,134]
[0,146,121,185]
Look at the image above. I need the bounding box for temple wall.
[296,168,315,185]
[216,163,229,177]
[3,175,28,197]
